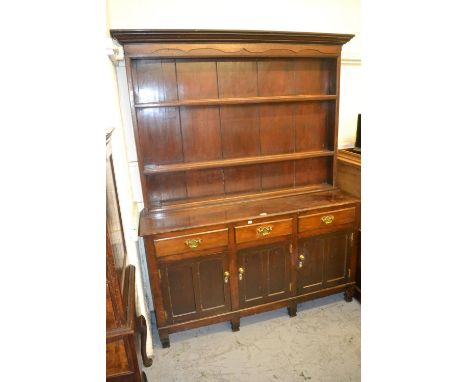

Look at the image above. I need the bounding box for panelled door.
[297,230,352,295]
[159,252,231,324]
[237,241,291,308]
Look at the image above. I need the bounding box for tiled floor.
[146,294,360,382]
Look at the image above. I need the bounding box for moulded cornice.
[110,29,354,46]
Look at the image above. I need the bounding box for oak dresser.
[111,29,359,348]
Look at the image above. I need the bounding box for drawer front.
[235,218,292,244]
[154,228,228,257]
[298,208,355,233]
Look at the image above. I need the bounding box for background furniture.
[111,29,359,347]
[107,131,152,381]
[337,144,361,301]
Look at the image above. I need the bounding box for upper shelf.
[135,94,337,109]
[143,149,334,175]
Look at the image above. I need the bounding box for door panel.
[297,235,325,294]
[198,256,228,311]
[166,264,197,317]
[298,230,351,295]
[161,253,231,324]
[267,245,288,295]
[238,241,291,308]
[324,231,350,287]
[243,249,264,303]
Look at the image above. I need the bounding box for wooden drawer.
[298,208,355,233]
[235,218,292,244]
[154,228,228,257]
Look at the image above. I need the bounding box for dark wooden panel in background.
[217,60,258,98]
[258,104,294,155]
[180,106,222,162]
[223,165,262,194]
[293,59,336,95]
[133,59,178,103]
[176,60,218,100]
[220,105,260,158]
[136,108,183,166]
[147,172,187,203]
[295,102,330,151]
[295,157,330,187]
[262,162,294,190]
[257,60,295,96]
[185,169,225,198]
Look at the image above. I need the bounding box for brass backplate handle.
[238,267,244,281]
[185,238,202,249]
[321,215,335,225]
[256,225,273,236]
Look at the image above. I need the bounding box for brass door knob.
[238,267,244,281]
[298,254,305,268]
[223,271,230,284]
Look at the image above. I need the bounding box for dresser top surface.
[140,190,358,236]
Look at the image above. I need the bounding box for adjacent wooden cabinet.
[106,131,152,381]
[337,148,361,300]
[111,29,359,348]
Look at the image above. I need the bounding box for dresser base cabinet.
[141,193,358,348]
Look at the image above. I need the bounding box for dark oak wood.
[143,150,334,175]
[298,207,355,232]
[337,148,361,301]
[136,316,152,367]
[107,133,151,380]
[110,29,354,45]
[237,241,292,308]
[154,227,228,257]
[235,218,292,244]
[113,30,357,347]
[160,253,231,323]
[135,94,337,108]
[337,149,361,198]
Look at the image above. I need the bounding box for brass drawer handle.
[321,215,334,225]
[256,226,273,236]
[185,238,202,249]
